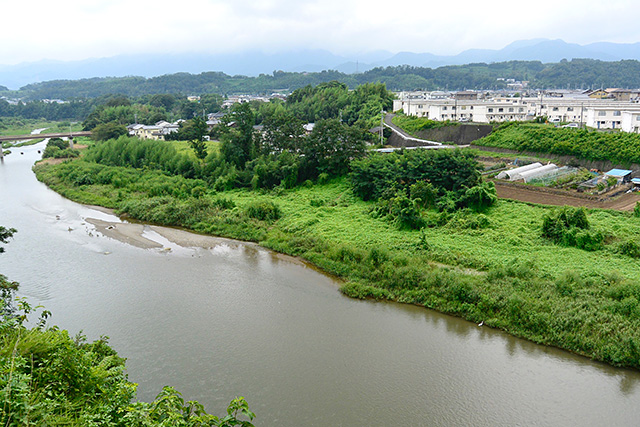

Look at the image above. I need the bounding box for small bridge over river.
[0,131,92,158]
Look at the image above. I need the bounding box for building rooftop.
[605,169,633,177]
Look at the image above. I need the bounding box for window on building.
[498,108,504,112]
[443,106,447,110]
[598,111,606,116]
[567,107,574,111]
[508,108,514,112]
[488,108,494,112]
[614,111,621,116]
[552,107,559,111]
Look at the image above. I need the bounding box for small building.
[604,169,633,184]
[455,91,478,101]
[631,178,640,189]
[586,89,611,99]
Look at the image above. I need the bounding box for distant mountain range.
[2,39,640,90]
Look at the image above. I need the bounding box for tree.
[301,119,366,178]
[92,121,128,141]
[181,117,209,160]
[0,226,15,253]
[260,110,305,154]
[0,226,17,317]
[218,103,257,168]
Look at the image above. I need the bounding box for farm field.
[494,181,640,211]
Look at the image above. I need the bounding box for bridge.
[0,131,92,158]
[0,131,92,142]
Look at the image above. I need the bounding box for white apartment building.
[393,91,640,132]
[622,111,640,133]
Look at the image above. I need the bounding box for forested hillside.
[7,58,640,101]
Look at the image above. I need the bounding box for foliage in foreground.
[0,227,254,427]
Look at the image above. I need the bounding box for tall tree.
[302,118,366,178]
[182,116,209,160]
[218,102,257,168]
[260,110,305,154]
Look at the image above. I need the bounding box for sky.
[2,0,639,65]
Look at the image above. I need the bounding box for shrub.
[541,206,600,250]
[619,240,640,258]
[245,200,282,222]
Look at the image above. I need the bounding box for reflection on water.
[2,141,640,426]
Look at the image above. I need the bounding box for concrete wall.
[412,124,494,145]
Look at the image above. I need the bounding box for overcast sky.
[2,0,639,65]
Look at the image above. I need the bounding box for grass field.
[34,159,640,369]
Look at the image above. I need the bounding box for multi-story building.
[393,90,640,132]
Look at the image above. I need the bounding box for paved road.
[383,113,466,149]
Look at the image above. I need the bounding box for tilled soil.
[495,182,640,211]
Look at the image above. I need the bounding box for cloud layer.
[3,0,639,64]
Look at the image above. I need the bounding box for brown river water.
[1,140,639,426]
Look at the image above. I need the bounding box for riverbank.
[34,159,640,369]
[84,211,310,270]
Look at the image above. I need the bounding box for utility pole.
[380,109,384,145]
[453,97,457,121]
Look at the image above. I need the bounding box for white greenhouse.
[517,164,559,182]
[497,162,543,180]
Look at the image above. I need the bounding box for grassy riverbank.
[34,159,640,369]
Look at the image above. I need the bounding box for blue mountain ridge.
[2,39,640,90]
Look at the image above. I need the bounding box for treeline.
[0,93,226,124]
[76,83,393,191]
[10,59,640,101]
[475,122,640,165]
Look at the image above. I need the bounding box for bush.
[541,206,600,250]
[618,240,640,258]
[244,200,282,222]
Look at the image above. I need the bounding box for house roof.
[605,169,633,177]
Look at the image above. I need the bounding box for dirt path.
[495,182,640,211]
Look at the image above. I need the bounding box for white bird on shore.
[478,321,484,327]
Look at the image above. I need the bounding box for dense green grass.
[0,118,82,136]
[34,159,640,369]
[391,114,456,136]
[475,122,640,165]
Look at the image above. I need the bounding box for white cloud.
[1,0,639,64]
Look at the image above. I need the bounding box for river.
[1,140,640,426]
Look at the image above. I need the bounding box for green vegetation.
[541,206,604,250]
[475,122,640,165]
[286,82,393,129]
[42,137,80,159]
[34,135,640,368]
[12,58,640,101]
[0,228,255,426]
[391,114,455,136]
[0,118,58,136]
